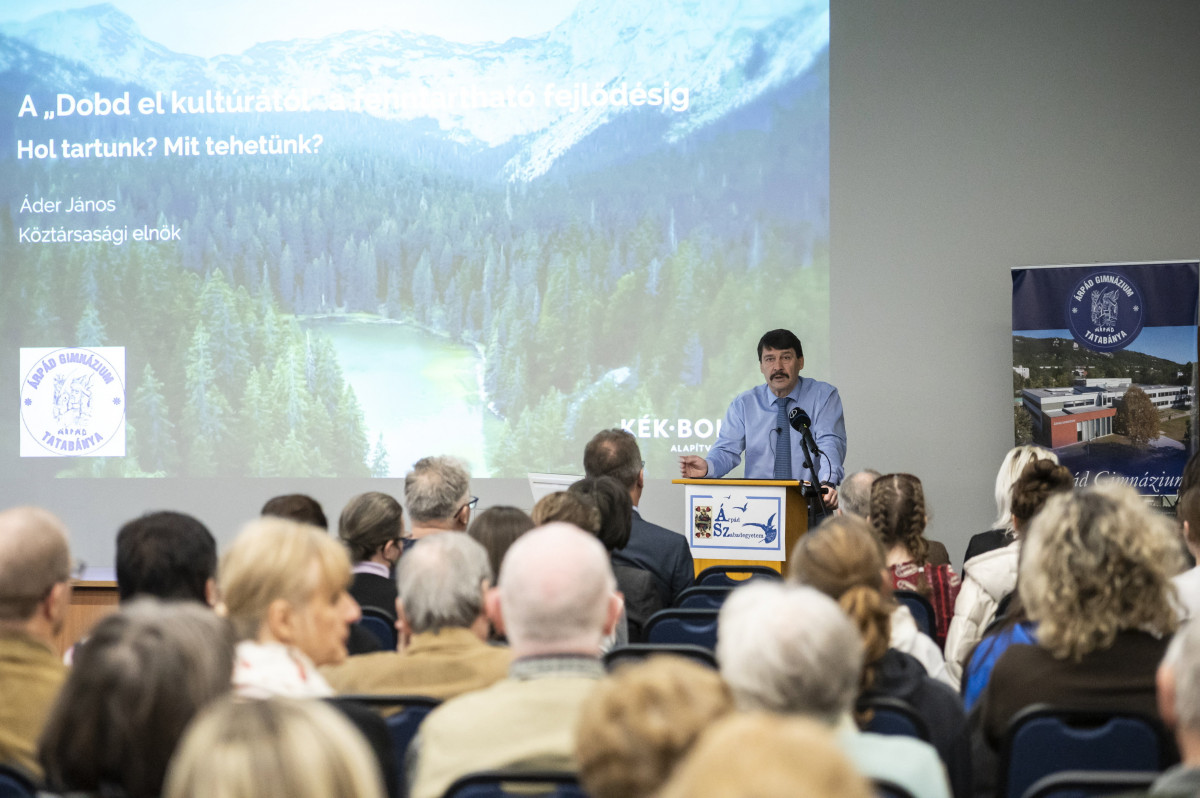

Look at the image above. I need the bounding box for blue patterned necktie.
[773,396,792,479]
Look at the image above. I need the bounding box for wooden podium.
[672,479,811,578]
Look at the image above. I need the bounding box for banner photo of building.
[1012,261,1199,498]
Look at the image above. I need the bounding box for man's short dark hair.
[261,494,328,530]
[116,511,217,603]
[757,329,804,361]
[583,429,643,490]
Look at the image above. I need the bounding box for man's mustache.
[771,371,787,379]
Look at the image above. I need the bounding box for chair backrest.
[603,643,719,671]
[1018,769,1158,798]
[857,695,932,742]
[873,778,917,798]
[893,590,936,638]
[643,608,720,650]
[1000,705,1175,798]
[673,585,733,610]
[695,564,781,588]
[0,765,35,798]
[359,608,398,650]
[332,695,441,798]
[442,770,587,798]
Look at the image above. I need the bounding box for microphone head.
[788,407,811,432]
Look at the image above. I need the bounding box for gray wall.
[7,0,1200,572]
[827,0,1200,563]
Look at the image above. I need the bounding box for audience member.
[574,656,734,798]
[717,581,951,798]
[38,600,234,798]
[321,532,510,698]
[0,506,71,780]
[164,697,386,798]
[339,492,404,623]
[870,473,960,646]
[219,517,359,698]
[467,505,535,580]
[790,515,970,797]
[1174,468,1200,619]
[945,457,1072,685]
[1151,618,1200,795]
[838,469,881,519]
[116,510,217,604]
[975,483,1182,768]
[584,429,694,605]
[261,493,329,529]
[405,456,474,538]
[963,446,1059,562]
[657,713,875,798]
[409,523,622,798]
[569,476,663,641]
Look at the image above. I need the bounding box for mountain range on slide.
[1,0,828,181]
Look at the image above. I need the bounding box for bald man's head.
[0,506,71,625]
[496,522,618,654]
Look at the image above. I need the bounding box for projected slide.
[0,0,830,478]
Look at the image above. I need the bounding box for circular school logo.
[1066,271,1144,352]
[20,348,126,456]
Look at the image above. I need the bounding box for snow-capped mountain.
[1,0,828,181]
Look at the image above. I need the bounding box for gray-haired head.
[716,582,863,724]
[404,456,471,525]
[839,470,881,519]
[396,532,492,635]
[498,522,617,654]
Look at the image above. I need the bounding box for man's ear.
[636,470,645,491]
[1158,663,1179,731]
[44,581,71,632]
[796,355,805,372]
[394,598,412,651]
[204,577,219,608]
[484,586,505,637]
[602,591,624,637]
[264,598,296,645]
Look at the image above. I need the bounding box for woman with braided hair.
[869,473,960,647]
[791,515,972,798]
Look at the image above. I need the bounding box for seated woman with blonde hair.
[975,482,1183,776]
[219,517,361,698]
[164,697,386,798]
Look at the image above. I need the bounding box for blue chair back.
[695,564,781,588]
[0,766,35,798]
[1000,706,1174,798]
[333,695,440,798]
[1019,769,1158,798]
[644,608,720,650]
[673,585,733,610]
[603,643,718,671]
[359,609,398,650]
[893,590,936,638]
[443,770,586,798]
[858,696,931,741]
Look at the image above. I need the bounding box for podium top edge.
[672,479,805,486]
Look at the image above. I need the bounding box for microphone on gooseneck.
[788,408,823,458]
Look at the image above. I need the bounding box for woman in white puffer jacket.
[943,455,1073,684]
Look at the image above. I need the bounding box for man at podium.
[679,329,846,509]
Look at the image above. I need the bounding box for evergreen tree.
[131,364,178,474]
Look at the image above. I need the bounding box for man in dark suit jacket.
[584,429,694,606]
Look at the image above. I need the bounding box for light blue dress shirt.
[705,377,847,484]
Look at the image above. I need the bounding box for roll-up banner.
[1012,261,1199,500]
